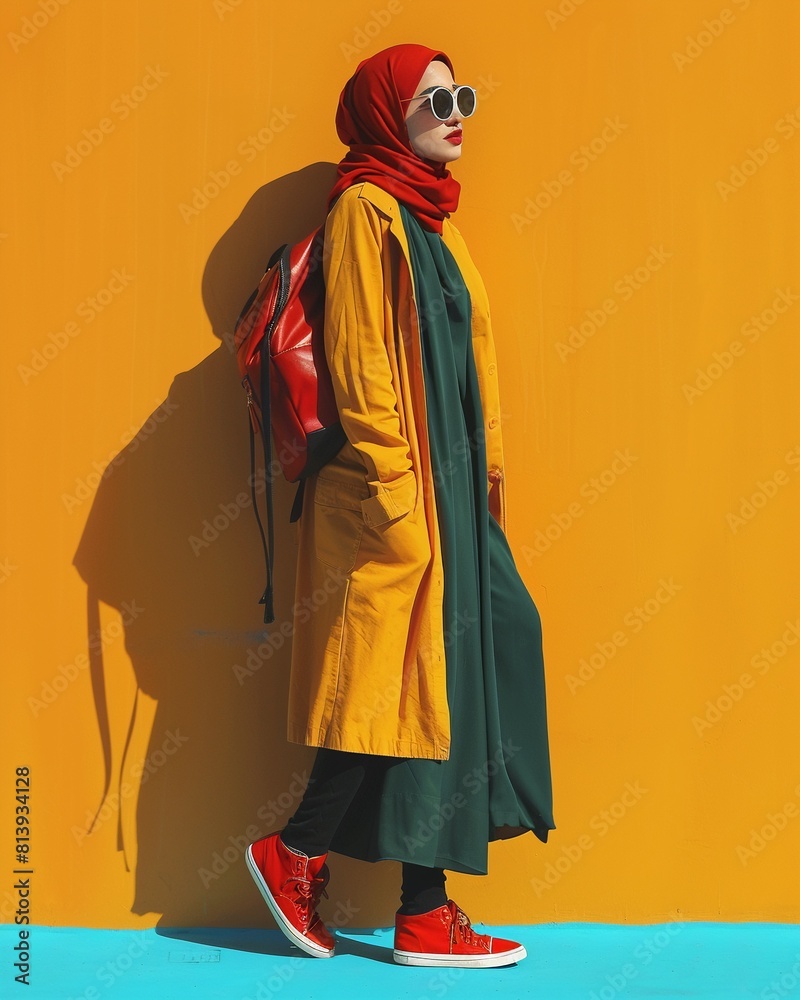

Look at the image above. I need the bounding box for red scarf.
[328,44,461,234]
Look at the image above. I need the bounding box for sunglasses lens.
[456,87,476,117]
[430,88,455,120]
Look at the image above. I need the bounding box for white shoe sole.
[394,945,528,969]
[245,844,334,959]
[393,943,527,968]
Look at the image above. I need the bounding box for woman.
[245,43,555,968]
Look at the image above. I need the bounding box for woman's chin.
[412,139,463,166]
[426,146,463,166]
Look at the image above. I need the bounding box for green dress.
[328,205,555,874]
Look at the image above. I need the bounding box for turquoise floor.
[4,922,800,999]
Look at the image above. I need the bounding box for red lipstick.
[445,130,462,145]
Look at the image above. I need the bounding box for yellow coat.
[287,181,507,760]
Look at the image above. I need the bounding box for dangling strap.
[258,318,276,624]
[248,414,274,624]
[290,480,305,523]
[246,245,292,624]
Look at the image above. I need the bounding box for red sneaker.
[245,831,335,958]
[394,899,526,968]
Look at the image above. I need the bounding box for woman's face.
[404,60,465,164]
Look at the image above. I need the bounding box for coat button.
[488,468,503,483]
[488,416,499,429]
[488,363,496,375]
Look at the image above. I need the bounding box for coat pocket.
[313,475,368,573]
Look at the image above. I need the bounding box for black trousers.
[281,747,447,915]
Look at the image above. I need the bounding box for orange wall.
[2,0,799,930]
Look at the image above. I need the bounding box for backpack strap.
[248,244,294,625]
[248,411,274,624]
[256,313,276,624]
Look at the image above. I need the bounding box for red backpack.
[234,225,346,623]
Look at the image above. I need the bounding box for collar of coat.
[345,179,462,261]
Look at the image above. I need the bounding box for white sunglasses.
[400,85,477,122]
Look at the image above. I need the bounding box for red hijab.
[327,44,461,234]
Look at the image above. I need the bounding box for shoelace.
[283,864,330,925]
[450,903,488,950]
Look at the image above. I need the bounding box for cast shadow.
[72,161,399,933]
